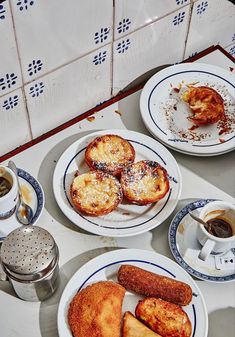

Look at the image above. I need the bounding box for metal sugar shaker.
[0,225,59,301]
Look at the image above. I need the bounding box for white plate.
[140,63,235,156]
[57,248,208,337]
[169,199,235,282]
[0,168,44,242]
[53,129,181,237]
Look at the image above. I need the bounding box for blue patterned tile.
[232,33,235,42]
[94,27,110,44]
[175,0,188,5]
[28,59,43,76]
[2,95,19,110]
[0,4,6,20]
[173,11,185,25]
[16,0,35,11]
[93,51,107,65]
[228,45,235,56]
[0,73,18,91]
[189,51,198,58]
[29,82,44,97]
[196,1,208,15]
[117,18,131,34]
[117,39,131,54]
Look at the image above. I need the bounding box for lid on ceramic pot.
[0,225,58,281]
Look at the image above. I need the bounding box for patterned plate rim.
[0,168,44,242]
[168,198,235,282]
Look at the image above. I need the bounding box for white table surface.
[0,49,235,337]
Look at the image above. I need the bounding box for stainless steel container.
[0,225,59,301]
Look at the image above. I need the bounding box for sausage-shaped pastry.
[117,265,192,306]
[135,297,192,337]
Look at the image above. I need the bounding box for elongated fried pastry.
[70,170,122,216]
[123,311,163,337]
[68,281,126,337]
[135,297,192,337]
[120,160,169,205]
[85,134,135,176]
[182,86,225,125]
[118,265,192,306]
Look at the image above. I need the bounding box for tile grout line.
[8,0,33,140]
[182,1,195,60]
[1,2,192,99]
[111,0,115,97]
[113,2,191,42]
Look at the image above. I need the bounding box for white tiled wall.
[0,0,234,157]
[185,0,235,58]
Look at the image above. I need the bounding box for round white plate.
[0,168,44,242]
[57,248,208,337]
[53,129,181,237]
[169,199,235,282]
[140,63,235,156]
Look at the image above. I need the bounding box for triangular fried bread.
[122,311,162,337]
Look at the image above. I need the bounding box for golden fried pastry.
[68,281,126,337]
[70,170,122,216]
[118,265,192,306]
[182,86,225,125]
[123,311,162,337]
[120,160,169,205]
[135,297,192,337]
[85,134,135,176]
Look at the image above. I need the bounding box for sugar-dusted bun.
[182,86,225,125]
[70,170,123,216]
[120,160,169,205]
[85,134,135,176]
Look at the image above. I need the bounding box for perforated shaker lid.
[0,225,59,281]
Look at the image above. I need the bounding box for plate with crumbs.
[140,63,235,156]
[0,168,44,242]
[53,129,182,237]
[57,249,208,337]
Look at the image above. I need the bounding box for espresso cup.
[197,201,235,261]
[0,165,18,219]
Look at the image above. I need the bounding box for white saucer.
[53,129,182,237]
[0,168,44,242]
[168,199,235,282]
[140,63,235,156]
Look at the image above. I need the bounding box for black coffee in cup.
[0,177,12,197]
[206,218,233,238]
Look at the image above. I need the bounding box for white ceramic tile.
[0,1,22,96]
[113,6,190,95]
[25,45,112,139]
[10,0,113,83]
[114,0,190,39]
[185,0,235,59]
[0,88,31,156]
[225,43,235,59]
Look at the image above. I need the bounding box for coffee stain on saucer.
[178,222,185,234]
[21,184,32,204]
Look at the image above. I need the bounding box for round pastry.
[120,160,169,205]
[70,170,123,216]
[182,86,225,125]
[85,134,135,176]
[68,281,126,337]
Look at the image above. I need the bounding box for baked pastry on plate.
[70,170,123,216]
[120,160,169,205]
[135,297,192,337]
[85,134,135,176]
[68,281,125,337]
[182,86,225,125]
